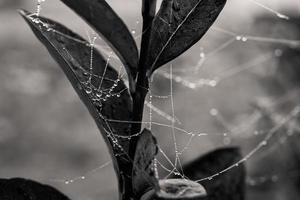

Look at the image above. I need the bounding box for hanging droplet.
[174,172,180,176]
[188,83,196,89]
[241,37,248,42]
[200,52,205,59]
[36,0,46,16]
[276,13,289,20]
[261,141,267,146]
[174,76,182,82]
[209,80,217,87]
[96,92,102,98]
[85,87,92,94]
[210,108,218,116]
[236,35,242,41]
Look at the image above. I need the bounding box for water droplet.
[210,108,218,116]
[81,176,85,180]
[236,36,242,41]
[209,80,217,87]
[242,37,248,42]
[131,30,136,34]
[276,13,289,20]
[96,92,102,98]
[188,83,196,89]
[85,87,92,94]
[65,181,69,184]
[174,172,180,176]
[200,52,205,58]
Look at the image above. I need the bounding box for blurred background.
[0,0,300,199]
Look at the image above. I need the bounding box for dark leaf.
[20,10,133,188]
[145,0,226,73]
[181,147,246,200]
[142,179,207,200]
[60,0,139,91]
[0,178,70,200]
[132,129,159,198]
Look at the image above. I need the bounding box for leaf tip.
[18,9,28,17]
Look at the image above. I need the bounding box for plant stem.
[130,0,157,158]
[140,0,157,68]
[125,1,157,199]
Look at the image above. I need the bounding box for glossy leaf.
[143,179,207,200]
[132,129,159,198]
[146,0,227,73]
[181,147,246,200]
[0,178,70,200]
[60,0,139,90]
[20,10,133,190]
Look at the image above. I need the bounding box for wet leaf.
[20,9,133,188]
[181,147,246,200]
[0,178,70,200]
[156,179,206,200]
[60,0,139,90]
[146,0,226,73]
[132,129,159,198]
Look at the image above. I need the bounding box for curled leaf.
[0,178,70,200]
[181,147,246,200]
[156,179,207,200]
[60,0,139,91]
[132,129,159,198]
[20,9,133,191]
[146,0,227,73]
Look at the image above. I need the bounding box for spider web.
[28,0,300,197]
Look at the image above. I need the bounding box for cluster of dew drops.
[29,0,300,189]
